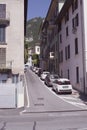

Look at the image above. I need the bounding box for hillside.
[26,17,44,47]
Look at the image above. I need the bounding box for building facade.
[40,0,65,72]
[0,0,27,83]
[40,0,87,94]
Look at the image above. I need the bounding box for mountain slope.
[26,17,44,46]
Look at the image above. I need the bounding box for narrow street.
[0,69,87,129]
[24,69,87,113]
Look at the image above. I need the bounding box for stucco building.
[0,0,27,108]
[40,0,87,94]
[0,0,27,83]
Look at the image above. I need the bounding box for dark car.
[44,74,60,87]
[37,68,42,77]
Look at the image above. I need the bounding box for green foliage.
[25,17,43,64]
[26,17,44,46]
[24,40,28,63]
[32,54,39,67]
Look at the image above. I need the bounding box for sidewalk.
[72,88,87,105]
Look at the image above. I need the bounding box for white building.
[0,0,27,82]
[35,43,40,55]
[0,0,27,108]
[56,0,87,93]
[40,0,87,94]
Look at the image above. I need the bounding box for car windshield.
[43,72,49,74]
[50,75,59,79]
[55,80,71,85]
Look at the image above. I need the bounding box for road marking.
[24,75,30,108]
[42,82,87,109]
[60,96,77,100]
[58,96,87,109]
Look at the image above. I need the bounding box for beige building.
[0,0,27,82]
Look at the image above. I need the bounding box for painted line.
[57,95,87,109]
[60,96,77,100]
[41,81,87,109]
[24,75,30,107]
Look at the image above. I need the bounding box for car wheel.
[56,88,59,94]
[44,81,47,85]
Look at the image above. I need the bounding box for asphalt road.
[25,69,87,113]
[0,69,87,130]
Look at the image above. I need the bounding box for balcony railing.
[0,12,10,26]
[0,61,12,69]
[48,20,56,30]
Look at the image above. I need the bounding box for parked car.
[35,68,39,74]
[44,74,60,87]
[52,78,72,94]
[37,68,42,77]
[24,64,29,72]
[40,71,50,80]
[32,67,37,72]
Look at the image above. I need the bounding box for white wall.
[0,84,16,108]
[0,0,24,74]
[0,82,24,108]
[58,1,84,92]
[17,81,24,108]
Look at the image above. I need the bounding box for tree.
[32,54,39,67]
[24,40,28,63]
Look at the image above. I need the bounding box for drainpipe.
[80,0,86,94]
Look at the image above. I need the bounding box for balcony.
[0,61,12,70]
[48,20,56,30]
[0,12,10,26]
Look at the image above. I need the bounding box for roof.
[45,0,57,21]
[41,0,57,30]
[55,0,73,24]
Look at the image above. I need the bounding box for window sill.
[0,42,7,45]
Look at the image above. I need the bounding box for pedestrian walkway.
[72,89,87,105]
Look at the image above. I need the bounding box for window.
[75,14,79,26]
[0,48,6,68]
[67,69,70,79]
[76,66,79,83]
[72,0,78,13]
[65,47,67,60]
[75,0,78,10]
[59,50,63,63]
[61,51,63,62]
[75,38,78,54]
[37,47,40,52]
[58,22,61,32]
[66,27,69,37]
[72,18,75,28]
[72,14,79,29]
[60,34,62,43]
[56,42,57,51]
[65,10,69,23]
[65,45,70,60]
[68,45,70,59]
[60,70,63,78]
[0,27,5,43]
[0,4,6,18]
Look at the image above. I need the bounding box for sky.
[27,0,51,20]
